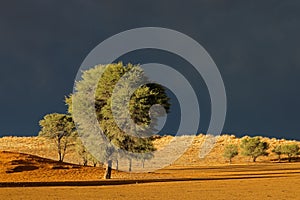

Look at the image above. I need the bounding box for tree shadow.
[5,159,39,173]
[6,165,39,173]
[10,159,34,165]
[271,157,300,163]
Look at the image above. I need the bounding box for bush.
[223,144,238,164]
[272,145,283,162]
[240,137,269,162]
[281,144,300,162]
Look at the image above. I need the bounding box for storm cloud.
[0,0,300,139]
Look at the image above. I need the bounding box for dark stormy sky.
[1,1,300,140]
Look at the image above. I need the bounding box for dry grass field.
[1,176,299,200]
[1,134,299,166]
[0,135,300,199]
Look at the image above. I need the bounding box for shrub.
[240,137,269,162]
[281,143,300,162]
[272,145,283,162]
[223,144,238,164]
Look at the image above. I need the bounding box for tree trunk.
[229,158,232,164]
[61,140,68,162]
[58,138,62,162]
[58,153,62,162]
[128,158,132,172]
[142,160,145,168]
[116,159,119,171]
[83,159,88,166]
[104,160,112,179]
[288,156,292,162]
[253,156,257,162]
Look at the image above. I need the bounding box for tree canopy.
[281,143,300,162]
[223,144,238,164]
[67,62,170,178]
[240,137,269,162]
[39,113,77,162]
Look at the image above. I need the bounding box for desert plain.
[0,134,299,200]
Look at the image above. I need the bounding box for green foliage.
[88,154,99,167]
[39,113,77,162]
[92,63,170,142]
[240,137,269,162]
[281,143,300,162]
[75,139,89,166]
[272,143,300,162]
[76,138,102,167]
[223,144,238,164]
[272,145,283,162]
[67,63,170,178]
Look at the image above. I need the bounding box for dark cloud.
[0,0,300,139]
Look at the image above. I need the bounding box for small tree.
[138,152,154,168]
[272,145,283,162]
[281,143,300,162]
[240,137,269,162]
[39,113,77,162]
[223,144,238,164]
[76,139,89,166]
[88,155,99,167]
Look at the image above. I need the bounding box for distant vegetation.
[222,136,300,164]
[2,133,300,174]
[272,144,300,162]
[240,137,269,162]
[223,144,238,164]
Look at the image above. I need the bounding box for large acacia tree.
[67,63,170,179]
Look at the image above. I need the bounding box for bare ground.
[0,135,300,199]
[1,151,300,199]
[1,172,300,200]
